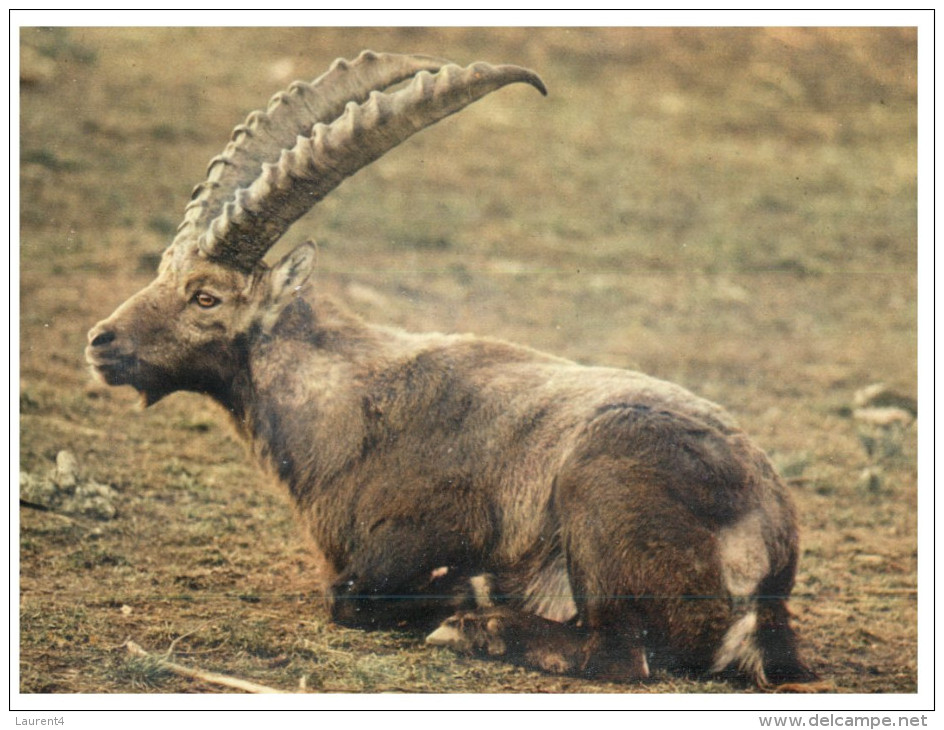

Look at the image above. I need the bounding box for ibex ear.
[269,242,317,305]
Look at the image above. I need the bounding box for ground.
[18,27,917,695]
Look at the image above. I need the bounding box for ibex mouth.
[85,348,136,387]
[86,351,170,407]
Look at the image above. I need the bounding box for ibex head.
[85,51,546,407]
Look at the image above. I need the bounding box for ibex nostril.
[89,329,116,348]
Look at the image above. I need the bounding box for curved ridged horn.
[198,60,548,272]
[172,51,447,249]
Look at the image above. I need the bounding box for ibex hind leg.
[754,585,819,687]
[555,462,736,680]
[709,598,822,691]
[709,552,818,688]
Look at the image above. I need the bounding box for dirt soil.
[18,27,917,695]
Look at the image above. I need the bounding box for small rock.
[20,471,58,508]
[63,494,116,521]
[53,450,80,489]
[853,383,917,416]
[21,451,118,520]
[120,604,133,616]
[853,407,914,428]
[76,481,118,501]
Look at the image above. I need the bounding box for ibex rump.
[86,51,813,686]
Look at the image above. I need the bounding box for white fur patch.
[711,610,765,682]
[522,553,578,623]
[470,575,495,608]
[717,511,770,597]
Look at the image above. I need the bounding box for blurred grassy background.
[19,27,916,695]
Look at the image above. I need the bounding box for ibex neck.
[220,295,380,497]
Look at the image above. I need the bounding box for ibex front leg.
[426,607,650,681]
[329,518,476,630]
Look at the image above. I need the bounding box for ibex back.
[86,51,814,686]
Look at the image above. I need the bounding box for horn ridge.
[171,51,448,250]
[200,59,548,271]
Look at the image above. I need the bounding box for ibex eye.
[194,292,219,309]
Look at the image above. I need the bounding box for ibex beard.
[85,51,815,687]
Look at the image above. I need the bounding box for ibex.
[86,51,814,686]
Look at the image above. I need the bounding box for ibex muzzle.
[86,51,814,687]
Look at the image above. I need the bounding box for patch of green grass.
[22,148,83,172]
[67,547,129,570]
[150,123,179,141]
[773,451,812,480]
[26,27,98,65]
[219,619,284,659]
[147,215,178,237]
[112,655,176,691]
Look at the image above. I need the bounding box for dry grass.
[18,27,917,698]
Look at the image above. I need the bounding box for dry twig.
[125,640,284,694]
